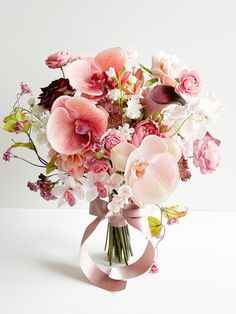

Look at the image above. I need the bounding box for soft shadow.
[40,260,90,285]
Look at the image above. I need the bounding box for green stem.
[169,114,193,138]
[60,67,66,79]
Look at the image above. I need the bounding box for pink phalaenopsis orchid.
[46,96,108,155]
[67,47,126,98]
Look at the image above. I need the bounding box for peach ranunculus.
[124,135,179,205]
[56,154,85,178]
[151,52,186,86]
[67,47,126,97]
[46,96,108,155]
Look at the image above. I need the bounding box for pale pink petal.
[111,142,136,172]
[64,97,108,136]
[94,47,126,74]
[51,96,73,113]
[67,59,102,95]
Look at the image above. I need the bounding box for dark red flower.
[178,156,192,182]
[38,78,76,110]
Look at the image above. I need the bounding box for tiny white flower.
[108,89,122,100]
[128,74,137,84]
[105,67,116,78]
[28,97,35,106]
[125,97,142,119]
[118,123,134,141]
[118,184,132,199]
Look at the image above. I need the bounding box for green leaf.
[148,216,162,237]
[1,109,31,133]
[138,63,153,75]
[10,142,34,149]
[162,205,187,220]
[144,78,158,87]
[149,111,161,121]
[46,155,57,174]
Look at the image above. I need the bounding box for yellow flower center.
[133,161,149,179]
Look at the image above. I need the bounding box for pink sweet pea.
[45,51,72,69]
[193,132,221,174]
[46,96,108,155]
[176,70,202,97]
[67,47,126,97]
[124,135,179,205]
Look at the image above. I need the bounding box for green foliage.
[144,78,158,87]
[1,109,31,133]
[162,205,187,220]
[46,155,57,174]
[10,142,34,149]
[148,216,162,237]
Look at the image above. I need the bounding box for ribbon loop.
[79,198,155,291]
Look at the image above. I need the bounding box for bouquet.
[1,47,224,291]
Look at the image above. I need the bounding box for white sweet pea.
[107,184,133,214]
[118,123,134,141]
[125,97,142,119]
[105,67,116,78]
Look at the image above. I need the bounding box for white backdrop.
[0,0,235,210]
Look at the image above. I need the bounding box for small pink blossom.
[176,70,202,97]
[45,51,72,69]
[150,263,159,273]
[3,149,11,162]
[167,217,178,225]
[131,120,161,147]
[89,158,110,174]
[193,132,221,174]
[101,129,125,153]
[20,82,32,95]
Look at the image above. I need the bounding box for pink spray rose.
[124,135,179,205]
[46,96,108,155]
[131,120,161,147]
[67,47,126,98]
[101,129,125,152]
[193,132,221,174]
[176,70,202,97]
[89,158,110,174]
[45,51,72,69]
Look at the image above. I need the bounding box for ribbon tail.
[79,216,127,291]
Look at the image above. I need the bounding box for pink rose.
[193,132,221,174]
[45,51,72,69]
[101,129,125,152]
[131,120,161,147]
[90,158,110,174]
[176,70,202,97]
[46,96,108,155]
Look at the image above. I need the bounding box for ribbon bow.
[79,198,155,291]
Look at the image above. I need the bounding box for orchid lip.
[75,120,90,135]
[132,161,150,179]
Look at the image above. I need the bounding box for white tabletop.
[0,209,235,314]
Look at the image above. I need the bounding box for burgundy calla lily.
[142,85,186,116]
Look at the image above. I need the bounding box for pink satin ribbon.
[79,198,155,291]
